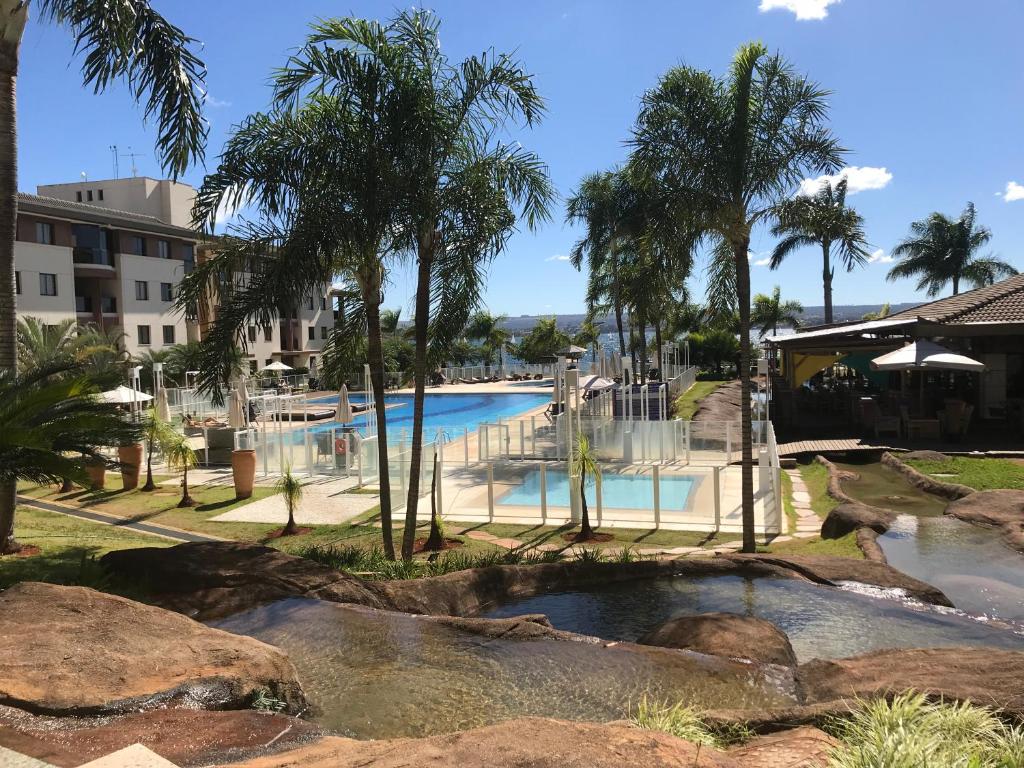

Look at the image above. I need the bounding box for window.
[135,280,149,301]
[97,189,104,201]
[307,326,315,341]
[320,297,327,311]
[15,271,20,295]
[162,325,175,344]
[248,325,257,343]
[157,240,170,259]
[125,235,146,256]
[249,360,258,374]
[35,222,54,245]
[263,325,272,342]
[160,282,173,302]
[137,325,151,345]
[265,358,273,367]
[320,326,328,340]
[71,224,113,266]
[306,296,314,311]
[86,190,93,202]
[182,244,195,273]
[75,191,83,203]
[39,273,57,296]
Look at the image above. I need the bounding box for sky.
[17,0,1024,319]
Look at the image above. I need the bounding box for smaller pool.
[497,469,696,511]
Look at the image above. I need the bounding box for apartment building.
[16,177,336,372]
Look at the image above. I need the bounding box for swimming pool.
[308,391,549,436]
[498,469,696,510]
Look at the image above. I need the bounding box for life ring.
[335,437,347,455]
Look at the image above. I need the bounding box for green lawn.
[761,461,860,558]
[672,380,725,420]
[903,456,1024,491]
[780,471,796,533]
[797,461,838,519]
[458,521,741,550]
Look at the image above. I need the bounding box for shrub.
[630,696,749,748]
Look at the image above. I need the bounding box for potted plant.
[84,457,107,490]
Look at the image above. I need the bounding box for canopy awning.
[98,385,153,404]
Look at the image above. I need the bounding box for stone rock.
[0,705,322,768]
[726,726,837,767]
[820,502,894,539]
[945,489,1024,552]
[798,647,1024,717]
[638,612,797,667]
[0,583,305,716]
[216,717,740,767]
[100,541,395,620]
[881,452,973,500]
[901,450,950,462]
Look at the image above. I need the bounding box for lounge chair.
[900,405,940,440]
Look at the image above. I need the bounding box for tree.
[465,311,510,368]
[689,329,740,375]
[570,433,600,541]
[0,361,141,551]
[163,434,197,508]
[421,450,445,551]
[769,178,869,323]
[631,42,843,553]
[751,286,803,337]
[887,202,1016,296]
[862,302,891,321]
[0,2,207,553]
[140,407,176,492]
[508,317,570,364]
[276,466,303,536]
[573,318,603,364]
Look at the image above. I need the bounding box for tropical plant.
[570,433,601,541]
[0,361,142,552]
[572,318,603,363]
[508,317,571,364]
[163,433,197,508]
[769,179,870,323]
[631,42,843,552]
[689,329,740,375]
[0,2,206,553]
[16,317,128,383]
[140,407,176,492]
[276,465,303,536]
[751,286,803,337]
[861,302,891,321]
[887,202,1017,296]
[465,311,511,368]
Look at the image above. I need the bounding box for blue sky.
[17,0,1024,317]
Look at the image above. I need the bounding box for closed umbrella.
[336,384,353,424]
[228,389,245,428]
[155,387,171,423]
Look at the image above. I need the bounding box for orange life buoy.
[335,437,347,455]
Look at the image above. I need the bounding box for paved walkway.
[209,476,378,525]
[16,496,221,543]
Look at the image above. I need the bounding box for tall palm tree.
[179,17,418,560]
[508,317,570,364]
[0,2,206,553]
[769,179,870,323]
[465,311,510,369]
[0,360,141,551]
[631,43,843,553]
[887,202,1017,296]
[751,286,804,337]
[140,406,176,492]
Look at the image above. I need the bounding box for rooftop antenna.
[120,146,144,178]
[80,171,87,182]
[109,144,119,179]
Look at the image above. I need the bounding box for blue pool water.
[307,392,549,436]
[498,469,696,511]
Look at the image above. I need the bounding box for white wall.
[118,253,190,356]
[36,178,195,227]
[14,241,76,323]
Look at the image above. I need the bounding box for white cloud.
[1001,181,1024,202]
[799,166,893,196]
[758,0,840,21]
[206,94,232,108]
[747,251,772,267]
[546,254,571,262]
[867,248,894,264]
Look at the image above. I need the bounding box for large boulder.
[726,726,837,767]
[638,612,797,667]
[798,647,1024,717]
[0,583,305,716]
[945,489,1024,551]
[214,717,739,768]
[881,452,973,499]
[100,541,395,620]
[820,502,894,539]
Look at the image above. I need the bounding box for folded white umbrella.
[155,387,171,422]
[99,385,154,404]
[870,340,986,372]
[336,384,353,424]
[228,389,245,428]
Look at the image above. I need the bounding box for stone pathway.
[786,468,823,536]
[209,476,378,526]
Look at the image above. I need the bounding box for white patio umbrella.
[260,361,293,372]
[336,384,353,424]
[870,340,986,372]
[99,385,154,404]
[155,387,171,422]
[228,388,245,428]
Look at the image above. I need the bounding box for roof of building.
[17,193,199,240]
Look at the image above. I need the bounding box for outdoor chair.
[315,432,333,463]
[900,405,940,440]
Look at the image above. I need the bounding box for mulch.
[413,536,464,553]
[261,526,315,541]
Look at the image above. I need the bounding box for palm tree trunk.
[637,310,648,384]
[0,14,25,554]
[402,231,434,560]
[822,240,833,324]
[734,238,756,554]
[654,321,663,377]
[363,289,396,560]
[611,253,627,358]
[952,273,960,296]
[142,439,156,492]
[423,451,444,551]
[178,466,195,508]
[284,503,297,536]
[579,471,593,540]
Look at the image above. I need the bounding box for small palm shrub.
[276,466,303,536]
[631,696,750,748]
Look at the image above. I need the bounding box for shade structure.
[557,344,587,359]
[580,374,615,392]
[98,385,153,404]
[336,384,354,424]
[155,388,171,422]
[870,340,985,372]
[260,361,293,372]
[228,389,246,428]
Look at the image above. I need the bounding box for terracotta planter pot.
[86,462,106,490]
[232,449,257,500]
[118,443,144,491]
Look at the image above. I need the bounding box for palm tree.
[887,202,1017,296]
[0,2,206,553]
[465,311,510,369]
[276,466,303,536]
[770,179,870,323]
[571,433,601,541]
[751,286,804,337]
[862,302,891,321]
[164,434,197,508]
[421,450,445,551]
[16,317,80,374]
[573,318,603,364]
[631,43,843,553]
[140,407,176,492]
[508,317,571,364]
[0,361,141,551]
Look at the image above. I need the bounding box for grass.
[672,380,725,420]
[903,456,1024,491]
[780,471,797,534]
[630,696,751,749]
[798,461,839,519]
[459,521,741,551]
[763,532,863,558]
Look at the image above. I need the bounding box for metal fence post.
[713,465,722,532]
[595,472,602,526]
[653,465,661,529]
[464,427,470,467]
[725,422,732,464]
[519,420,525,460]
[540,463,547,524]
[486,462,495,522]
